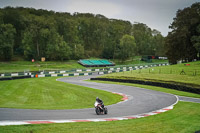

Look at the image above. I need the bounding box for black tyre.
[104,107,108,114]
[95,107,101,115]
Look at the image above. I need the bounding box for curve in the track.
[0,74,178,125]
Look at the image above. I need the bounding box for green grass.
[0,102,199,133]
[112,56,168,66]
[101,61,200,88]
[0,60,85,73]
[0,58,167,73]
[0,61,199,132]
[0,77,122,109]
[89,80,200,98]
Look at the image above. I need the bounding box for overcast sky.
[0,0,199,36]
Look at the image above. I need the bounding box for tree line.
[166,2,200,64]
[0,7,165,62]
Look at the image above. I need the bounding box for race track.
[0,74,178,121]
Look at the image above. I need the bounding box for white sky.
[0,0,199,36]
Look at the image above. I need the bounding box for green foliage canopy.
[0,23,16,60]
[0,7,165,61]
[165,2,200,64]
[118,34,136,61]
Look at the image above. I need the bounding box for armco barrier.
[0,63,168,81]
[90,78,200,94]
[33,72,93,78]
[0,73,93,80]
[0,63,169,78]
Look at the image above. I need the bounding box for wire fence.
[133,68,200,76]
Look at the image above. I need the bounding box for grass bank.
[100,61,200,89]
[112,56,168,65]
[89,80,200,98]
[0,102,199,133]
[0,61,85,73]
[0,58,167,73]
[0,77,122,109]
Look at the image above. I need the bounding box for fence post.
[180,69,186,75]
[193,70,197,76]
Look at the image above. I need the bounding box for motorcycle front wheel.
[95,107,101,115]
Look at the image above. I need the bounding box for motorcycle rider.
[96,97,104,108]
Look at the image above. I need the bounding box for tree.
[165,2,200,63]
[2,7,26,56]
[45,29,71,61]
[191,24,200,59]
[73,44,84,59]
[132,23,155,55]
[0,24,16,61]
[22,30,35,60]
[165,32,181,64]
[56,38,71,61]
[56,17,79,45]
[152,30,165,56]
[22,15,57,60]
[0,7,164,61]
[118,34,136,62]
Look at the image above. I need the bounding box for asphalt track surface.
[0,74,179,121]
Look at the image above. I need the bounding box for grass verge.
[0,60,85,73]
[100,61,200,89]
[0,77,122,109]
[0,59,167,73]
[89,80,200,98]
[0,102,199,133]
[112,56,168,65]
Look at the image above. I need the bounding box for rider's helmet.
[96,97,99,101]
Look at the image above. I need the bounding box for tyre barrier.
[0,75,32,81]
[32,72,93,78]
[91,78,200,94]
[0,73,93,81]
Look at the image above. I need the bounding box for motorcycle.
[94,101,108,115]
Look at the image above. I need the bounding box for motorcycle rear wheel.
[104,107,108,114]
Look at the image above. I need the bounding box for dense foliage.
[165,2,200,64]
[0,7,165,61]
